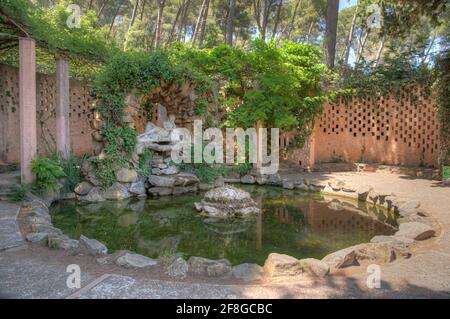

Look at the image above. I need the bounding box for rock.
[195,186,260,218]
[267,174,282,186]
[328,180,345,191]
[255,175,268,185]
[352,243,397,264]
[81,187,105,202]
[104,183,130,200]
[148,187,173,196]
[263,253,302,277]
[48,234,79,251]
[26,232,48,245]
[299,258,330,277]
[295,183,309,191]
[232,263,264,282]
[152,166,179,176]
[79,235,108,256]
[115,168,138,183]
[129,181,146,196]
[172,185,198,195]
[370,235,415,245]
[74,181,93,195]
[398,201,421,217]
[188,256,232,277]
[175,173,200,186]
[148,175,177,187]
[321,246,357,269]
[199,183,214,191]
[241,175,255,184]
[355,185,373,201]
[395,222,435,240]
[116,252,158,268]
[282,180,295,190]
[166,257,189,279]
[214,176,225,187]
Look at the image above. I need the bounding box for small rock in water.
[194,186,259,218]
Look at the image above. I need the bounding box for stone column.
[56,58,70,158]
[19,37,37,183]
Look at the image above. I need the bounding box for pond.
[50,185,397,265]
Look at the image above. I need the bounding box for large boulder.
[299,258,330,278]
[116,252,158,268]
[80,187,105,202]
[232,263,264,282]
[79,235,108,256]
[176,173,200,186]
[115,168,138,183]
[129,181,146,196]
[321,246,357,269]
[188,256,232,277]
[263,253,302,277]
[148,175,177,188]
[395,222,435,240]
[194,186,260,218]
[104,183,130,200]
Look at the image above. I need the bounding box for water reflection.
[51,186,397,265]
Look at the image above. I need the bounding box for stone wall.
[283,86,440,169]
[0,64,96,163]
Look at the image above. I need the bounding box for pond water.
[51,186,397,265]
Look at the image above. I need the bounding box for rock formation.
[194,186,260,218]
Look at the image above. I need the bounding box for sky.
[340,0,358,11]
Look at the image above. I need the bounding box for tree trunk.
[108,1,122,36]
[192,0,207,44]
[192,0,209,46]
[128,0,139,31]
[253,0,270,40]
[178,0,191,42]
[198,0,210,46]
[97,0,109,18]
[226,0,236,46]
[374,34,386,68]
[421,34,436,65]
[88,0,94,10]
[154,0,166,49]
[140,0,146,20]
[287,0,302,40]
[271,0,283,40]
[167,0,186,46]
[356,29,369,64]
[325,0,339,69]
[341,4,358,65]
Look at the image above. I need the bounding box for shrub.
[31,156,66,193]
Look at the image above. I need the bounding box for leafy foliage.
[31,156,66,193]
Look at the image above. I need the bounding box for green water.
[50,186,397,265]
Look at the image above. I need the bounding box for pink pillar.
[19,37,37,184]
[56,58,70,158]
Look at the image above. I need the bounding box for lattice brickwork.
[314,87,439,167]
[0,64,96,163]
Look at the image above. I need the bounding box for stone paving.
[0,171,449,299]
